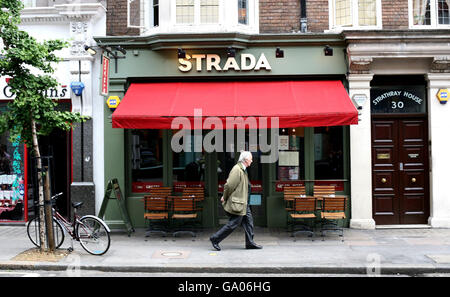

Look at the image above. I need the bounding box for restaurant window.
[277,128,305,181]
[411,0,450,26]
[172,130,206,189]
[314,126,344,180]
[131,130,163,187]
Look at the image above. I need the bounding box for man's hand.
[220,196,224,203]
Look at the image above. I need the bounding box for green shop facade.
[95,33,356,229]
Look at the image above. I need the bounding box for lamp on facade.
[84,45,97,56]
[227,47,236,58]
[276,47,284,58]
[178,48,186,59]
[324,45,333,56]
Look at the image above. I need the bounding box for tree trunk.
[31,119,47,252]
[44,166,55,251]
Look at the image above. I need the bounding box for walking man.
[209,151,262,251]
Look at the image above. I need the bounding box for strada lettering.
[178,53,271,72]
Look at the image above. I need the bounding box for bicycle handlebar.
[51,192,63,200]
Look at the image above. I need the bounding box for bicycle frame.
[53,209,79,240]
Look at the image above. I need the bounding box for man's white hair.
[238,151,252,163]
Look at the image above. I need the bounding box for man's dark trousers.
[210,204,255,247]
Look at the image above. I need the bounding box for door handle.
[399,162,403,171]
[381,178,387,183]
[411,177,416,183]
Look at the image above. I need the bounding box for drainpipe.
[300,0,307,32]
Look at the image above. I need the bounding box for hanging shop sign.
[370,86,426,114]
[178,53,272,72]
[101,55,110,96]
[436,88,448,104]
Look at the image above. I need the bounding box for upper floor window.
[141,0,259,34]
[153,0,159,26]
[330,0,381,30]
[175,0,219,24]
[238,0,248,24]
[411,0,450,27]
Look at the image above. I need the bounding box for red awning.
[112,81,358,129]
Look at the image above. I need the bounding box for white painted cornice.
[20,3,106,24]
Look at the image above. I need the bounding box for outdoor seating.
[143,187,172,237]
[320,196,347,241]
[171,195,199,237]
[283,186,306,232]
[313,185,336,197]
[182,187,205,211]
[289,197,316,241]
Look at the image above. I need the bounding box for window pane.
[358,0,376,25]
[277,128,305,181]
[172,130,205,183]
[153,0,159,26]
[413,0,431,25]
[438,0,450,24]
[335,0,352,26]
[238,0,248,25]
[314,127,344,180]
[201,0,219,23]
[176,0,195,24]
[131,130,163,184]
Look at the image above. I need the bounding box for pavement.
[1,225,450,276]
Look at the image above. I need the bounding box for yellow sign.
[107,96,120,110]
[437,88,448,104]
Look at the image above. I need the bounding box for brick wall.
[259,0,330,33]
[381,0,409,29]
[306,0,329,32]
[106,0,139,36]
[259,0,301,33]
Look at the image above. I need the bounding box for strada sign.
[178,53,272,72]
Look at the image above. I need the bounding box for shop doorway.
[29,129,71,218]
[217,129,266,227]
[371,116,429,225]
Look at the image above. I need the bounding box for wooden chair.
[182,187,205,211]
[289,197,317,241]
[143,187,172,237]
[313,185,336,197]
[320,197,347,241]
[171,196,198,237]
[283,186,306,211]
[283,186,306,231]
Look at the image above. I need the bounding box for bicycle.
[27,192,111,255]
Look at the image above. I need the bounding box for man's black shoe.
[210,237,221,251]
[246,243,263,249]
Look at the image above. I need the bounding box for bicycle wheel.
[27,217,65,249]
[76,216,110,255]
